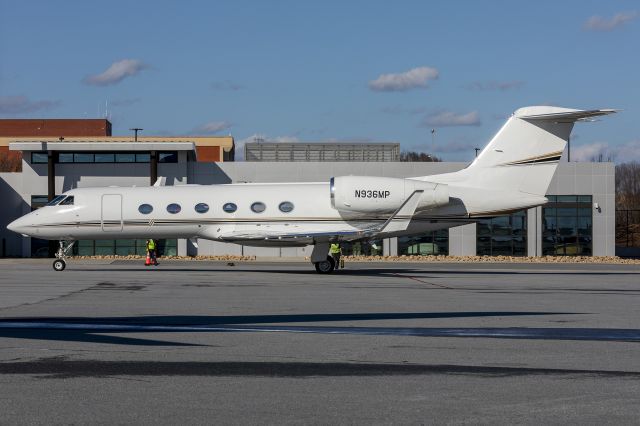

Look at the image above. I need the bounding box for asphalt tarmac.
[1,258,640,424]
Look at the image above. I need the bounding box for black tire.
[314,256,335,274]
[53,259,66,271]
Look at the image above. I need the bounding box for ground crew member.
[330,243,342,270]
[146,239,158,266]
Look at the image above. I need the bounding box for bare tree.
[0,151,22,172]
[400,151,441,162]
[615,161,640,247]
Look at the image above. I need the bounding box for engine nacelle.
[330,176,449,213]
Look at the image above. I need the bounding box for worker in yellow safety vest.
[145,239,158,266]
[329,243,343,270]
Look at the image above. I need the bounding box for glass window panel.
[159,152,178,163]
[492,217,511,236]
[115,246,136,256]
[95,153,115,162]
[578,208,592,217]
[477,222,491,236]
[42,195,64,207]
[58,153,74,163]
[77,242,94,256]
[136,153,150,162]
[542,215,557,233]
[557,195,577,202]
[59,196,74,205]
[95,240,115,248]
[476,210,526,256]
[543,208,556,216]
[578,216,592,235]
[31,152,48,163]
[95,246,114,256]
[577,195,592,203]
[116,153,135,162]
[557,217,577,236]
[556,208,577,216]
[74,153,94,162]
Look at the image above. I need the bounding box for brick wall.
[0,119,112,137]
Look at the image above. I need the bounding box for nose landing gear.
[53,240,75,271]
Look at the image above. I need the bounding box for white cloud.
[422,111,481,127]
[572,140,640,162]
[192,121,233,134]
[465,80,525,91]
[583,11,638,31]
[0,95,60,114]
[381,105,427,115]
[369,66,439,92]
[84,59,149,86]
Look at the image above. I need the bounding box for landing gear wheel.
[314,256,335,274]
[53,259,66,272]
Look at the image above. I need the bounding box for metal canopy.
[9,141,196,152]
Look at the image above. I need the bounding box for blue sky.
[1,0,638,161]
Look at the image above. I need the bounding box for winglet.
[378,190,423,233]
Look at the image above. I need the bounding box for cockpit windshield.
[59,196,74,206]
[45,195,67,206]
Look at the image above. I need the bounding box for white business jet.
[7,106,615,272]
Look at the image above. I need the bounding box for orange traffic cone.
[145,253,151,266]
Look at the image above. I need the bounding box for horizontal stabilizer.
[515,107,617,123]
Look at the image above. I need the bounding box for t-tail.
[421,106,616,216]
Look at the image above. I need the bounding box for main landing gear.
[53,240,75,271]
[311,242,335,274]
[314,256,336,274]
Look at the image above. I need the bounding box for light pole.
[130,128,143,142]
[474,147,481,158]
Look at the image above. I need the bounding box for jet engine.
[330,176,449,213]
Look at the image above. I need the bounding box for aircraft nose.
[7,216,30,235]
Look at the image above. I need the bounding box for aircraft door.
[101,194,123,232]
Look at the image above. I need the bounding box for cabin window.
[167,203,181,214]
[46,195,67,206]
[138,204,153,214]
[251,202,266,213]
[222,203,237,213]
[59,196,74,206]
[279,201,294,213]
[195,203,209,213]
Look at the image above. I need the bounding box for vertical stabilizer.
[433,107,616,196]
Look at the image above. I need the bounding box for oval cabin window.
[166,203,181,214]
[279,201,294,213]
[194,203,209,214]
[222,203,237,213]
[251,202,266,213]
[138,204,153,214]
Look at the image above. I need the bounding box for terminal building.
[0,120,614,259]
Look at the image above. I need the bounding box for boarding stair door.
[101,194,123,232]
